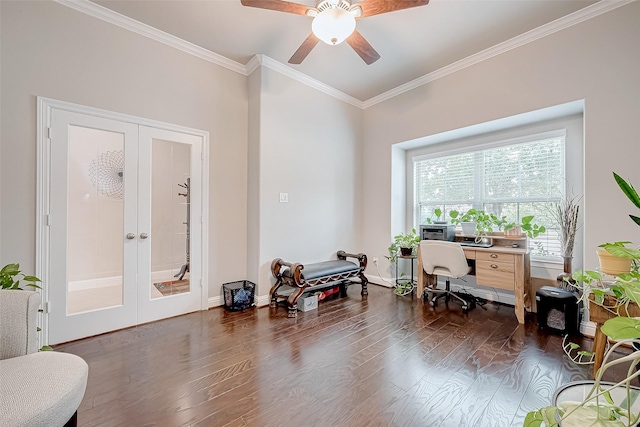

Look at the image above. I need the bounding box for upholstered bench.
[270,251,368,317]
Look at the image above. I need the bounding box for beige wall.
[2,0,638,307]
[361,1,640,276]
[0,1,248,299]
[248,65,363,297]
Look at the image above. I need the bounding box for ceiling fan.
[240,0,429,65]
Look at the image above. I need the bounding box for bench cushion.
[284,260,358,281]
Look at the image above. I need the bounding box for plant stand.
[395,255,416,296]
[589,293,640,377]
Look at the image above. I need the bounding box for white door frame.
[36,97,210,346]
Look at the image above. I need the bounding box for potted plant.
[525,338,640,427]
[597,241,637,276]
[552,192,582,285]
[449,208,494,240]
[422,207,445,225]
[386,228,420,263]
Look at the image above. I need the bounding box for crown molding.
[55,0,634,110]
[246,55,262,76]
[255,55,363,108]
[362,0,635,108]
[53,0,247,75]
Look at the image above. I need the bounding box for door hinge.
[46,214,52,226]
[44,301,50,313]
[47,127,52,140]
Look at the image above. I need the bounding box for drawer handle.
[490,253,498,258]
[490,264,498,269]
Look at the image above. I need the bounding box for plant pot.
[597,248,633,276]
[460,222,477,236]
[553,380,640,426]
[400,247,413,256]
[557,256,576,289]
[505,225,522,236]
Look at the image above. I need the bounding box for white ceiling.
[92,0,599,101]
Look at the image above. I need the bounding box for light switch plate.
[279,192,288,203]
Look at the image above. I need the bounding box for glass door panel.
[150,139,191,299]
[67,126,124,314]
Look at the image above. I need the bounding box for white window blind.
[414,133,566,258]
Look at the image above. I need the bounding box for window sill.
[531,257,563,270]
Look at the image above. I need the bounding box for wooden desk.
[589,294,640,377]
[417,234,531,324]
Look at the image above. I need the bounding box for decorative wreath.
[88,150,124,199]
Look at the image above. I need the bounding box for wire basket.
[223,280,256,311]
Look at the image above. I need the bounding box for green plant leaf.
[631,215,640,227]
[39,345,53,352]
[0,263,20,276]
[586,270,603,280]
[605,245,640,259]
[614,172,640,209]
[524,407,559,427]
[601,317,640,340]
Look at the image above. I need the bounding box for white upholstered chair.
[419,240,474,313]
[0,290,88,427]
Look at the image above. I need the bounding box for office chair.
[419,240,474,313]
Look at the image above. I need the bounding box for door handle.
[140,233,149,239]
[126,233,136,240]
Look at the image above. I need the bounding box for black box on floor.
[223,280,256,311]
[535,286,581,335]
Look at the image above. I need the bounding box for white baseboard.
[207,294,270,309]
[580,320,596,337]
[208,295,223,308]
[368,274,516,306]
[366,274,395,288]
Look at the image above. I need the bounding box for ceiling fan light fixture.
[311,7,356,45]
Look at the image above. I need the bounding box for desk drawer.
[477,251,515,264]
[476,260,515,290]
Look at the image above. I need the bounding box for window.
[413,131,565,258]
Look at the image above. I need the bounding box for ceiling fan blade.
[289,33,320,64]
[346,30,380,65]
[357,0,429,18]
[240,0,310,16]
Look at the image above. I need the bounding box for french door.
[46,106,204,344]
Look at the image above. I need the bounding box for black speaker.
[536,286,581,335]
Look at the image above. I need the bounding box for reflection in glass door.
[150,140,191,299]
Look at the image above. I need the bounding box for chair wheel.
[462,305,468,313]
[429,297,437,307]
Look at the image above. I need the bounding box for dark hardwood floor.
[56,284,610,427]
